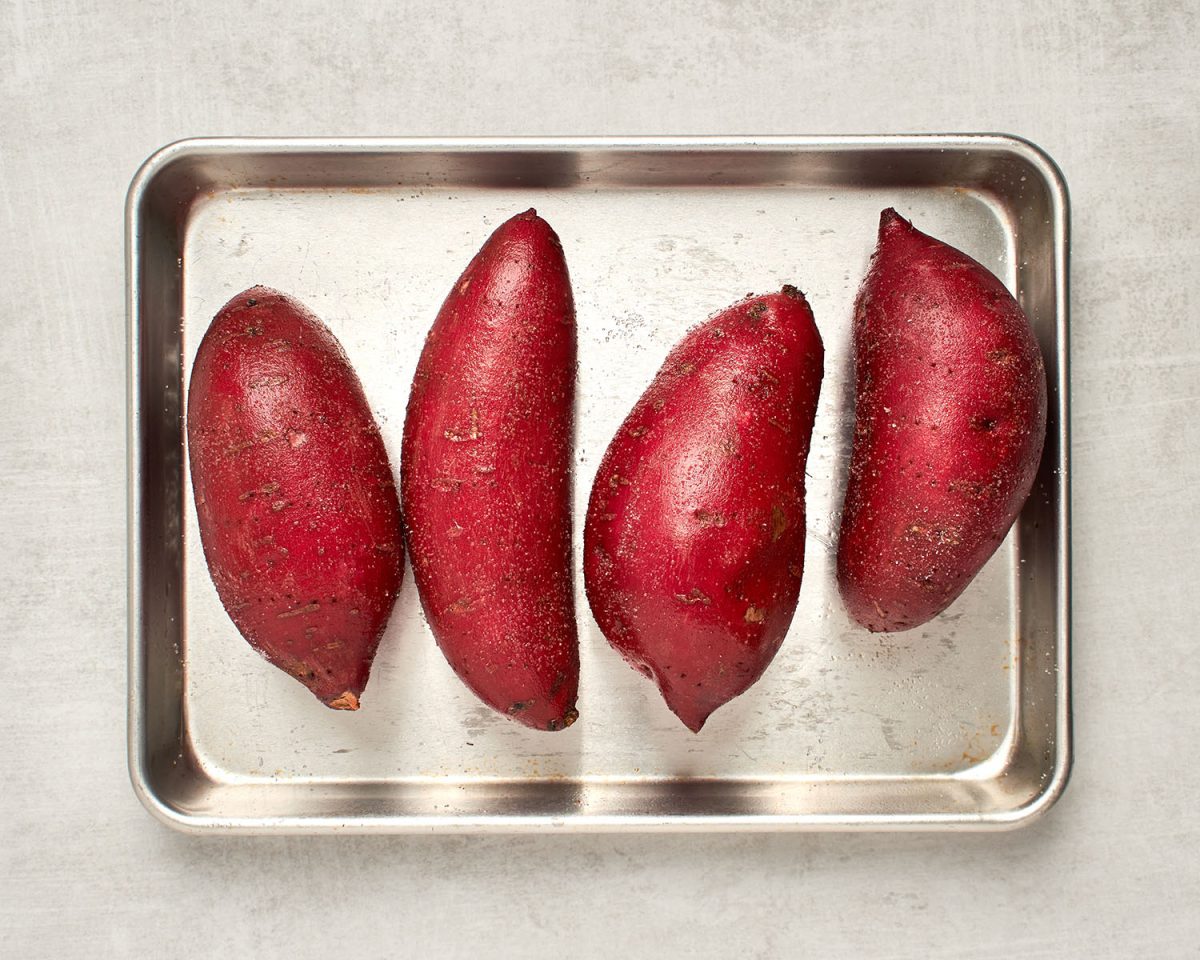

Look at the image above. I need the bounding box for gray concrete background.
[2,0,1197,956]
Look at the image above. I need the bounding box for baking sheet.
[128,137,1070,831]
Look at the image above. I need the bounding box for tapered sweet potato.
[837,209,1047,632]
[584,288,824,732]
[401,210,579,731]
[187,286,404,709]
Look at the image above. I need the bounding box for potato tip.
[327,691,360,711]
[878,207,912,237]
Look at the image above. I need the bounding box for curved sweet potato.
[187,286,404,708]
[401,210,579,731]
[837,209,1048,632]
[584,287,824,732]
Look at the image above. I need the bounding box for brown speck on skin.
[745,606,766,623]
[444,407,481,443]
[448,596,475,614]
[788,562,802,578]
[675,588,711,605]
[507,700,532,715]
[628,425,649,438]
[271,499,289,512]
[770,504,789,541]
[694,509,727,527]
[747,301,768,320]
[277,601,320,619]
[949,477,998,500]
[652,398,666,411]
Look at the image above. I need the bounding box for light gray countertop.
[2,1,1197,956]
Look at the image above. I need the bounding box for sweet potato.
[837,209,1047,632]
[187,286,404,709]
[584,288,824,732]
[401,210,579,731]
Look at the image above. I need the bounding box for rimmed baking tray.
[127,136,1070,832]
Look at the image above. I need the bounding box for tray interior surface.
[130,139,1067,830]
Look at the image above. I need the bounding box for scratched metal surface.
[128,138,1068,830]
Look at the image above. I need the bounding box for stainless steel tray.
[127,136,1070,833]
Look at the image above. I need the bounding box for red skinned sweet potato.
[187,286,404,709]
[837,209,1047,632]
[401,210,579,731]
[584,288,824,732]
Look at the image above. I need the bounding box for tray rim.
[127,134,1071,834]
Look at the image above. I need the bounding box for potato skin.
[584,288,824,732]
[187,286,404,709]
[401,210,579,732]
[837,209,1048,632]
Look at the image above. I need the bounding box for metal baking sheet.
[127,136,1070,832]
